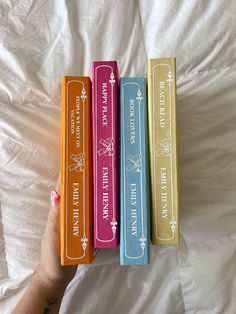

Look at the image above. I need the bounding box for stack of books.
[60,58,179,266]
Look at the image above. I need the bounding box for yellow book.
[147,58,179,245]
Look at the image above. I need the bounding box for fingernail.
[50,190,60,207]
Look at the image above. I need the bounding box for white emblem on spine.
[140,234,147,251]
[125,154,143,172]
[170,218,176,233]
[109,72,116,85]
[97,138,114,156]
[68,153,86,171]
[81,235,88,250]
[156,138,172,157]
[167,70,173,83]
[111,218,118,234]
[81,87,87,101]
[136,88,142,103]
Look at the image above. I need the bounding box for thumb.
[47,190,60,233]
[41,190,61,258]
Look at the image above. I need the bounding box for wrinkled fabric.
[1,1,236,313]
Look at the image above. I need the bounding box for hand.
[13,178,78,313]
[36,179,77,288]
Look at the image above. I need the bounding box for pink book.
[92,61,119,248]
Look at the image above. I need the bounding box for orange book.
[61,76,94,265]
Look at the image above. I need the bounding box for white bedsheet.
[1,1,236,313]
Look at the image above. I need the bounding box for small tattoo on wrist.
[47,296,58,306]
[43,296,58,313]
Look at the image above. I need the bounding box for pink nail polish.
[50,190,60,206]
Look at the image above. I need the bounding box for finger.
[56,172,61,194]
[50,190,60,208]
[47,190,60,234]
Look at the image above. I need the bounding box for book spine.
[120,77,150,265]
[61,76,94,265]
[92,61,119,248]
[147,58,179,245]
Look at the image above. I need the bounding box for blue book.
[120,77,150,265]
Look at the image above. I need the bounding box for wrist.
[35,267,69,291]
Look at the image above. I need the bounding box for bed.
[1,1,236,313]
